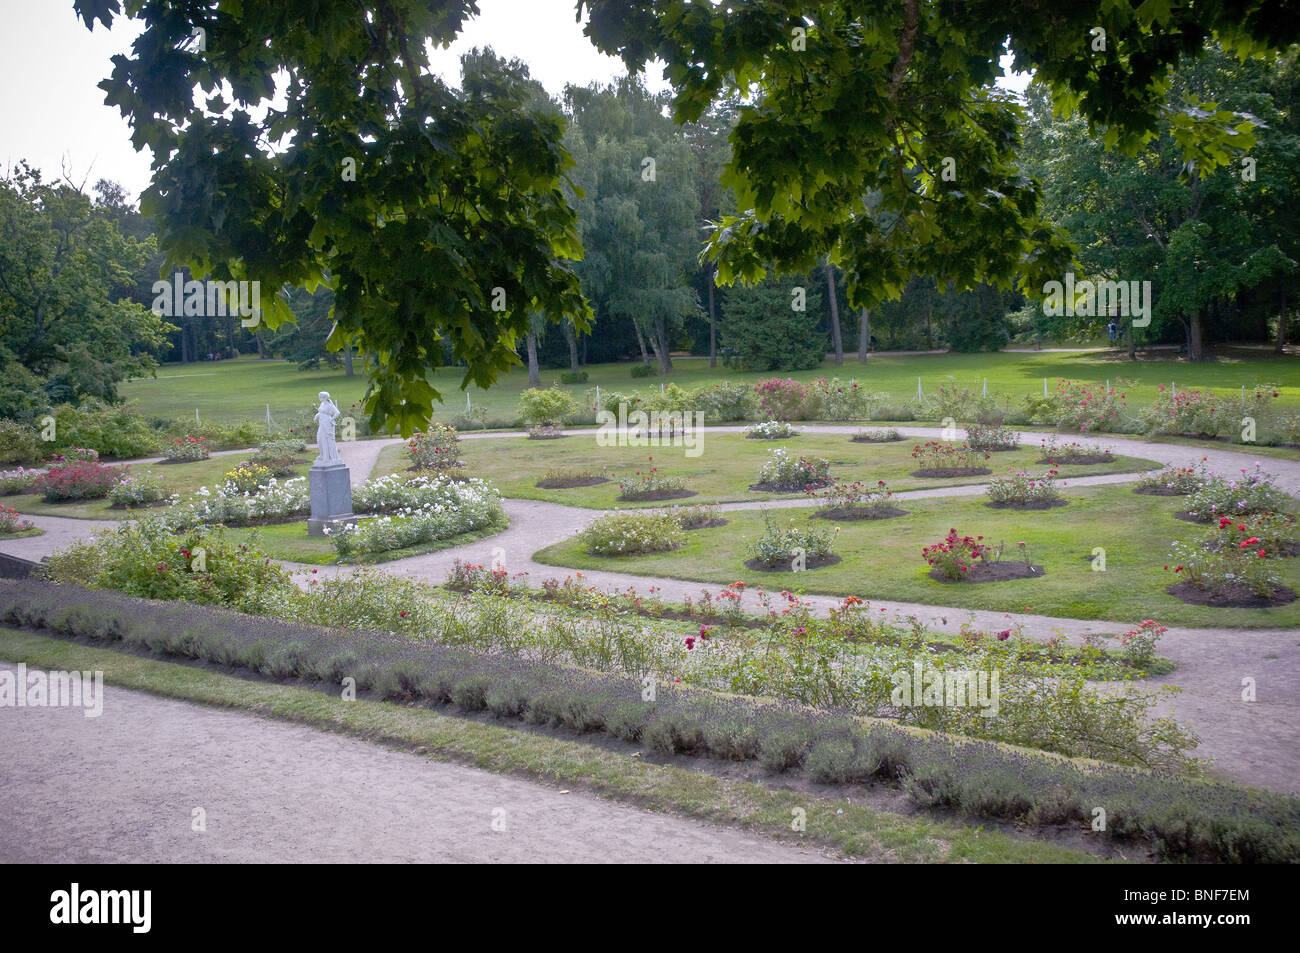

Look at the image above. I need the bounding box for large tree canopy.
[74,0,592,433]
[579,0,1292,309]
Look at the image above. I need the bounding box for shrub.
[165,477,310,528]
[48,447,99,465]
[749,510,836,568]
[1168,534,1281,599]
[407,423,462,471]
[910,441,989,471]
[1023,379,1129,434]
[222,462,275,494]
[33,461,122,501]
[852,427,902,442]
[690,382,755,421]
[964,422,1019,451]
[0,468,38,495]
[1206,512,1297,558]
[922,529,995,580]
[617,458,686,499]
[756,447,831,490]
[0,505,35,535]
[745,419,798,439]
[928,382,1004,425]
[1135,460,1210,495]
[251,438,305,476]
[1141,384,1278,439]
[986,469,1063,505]
[580,511,685,555]
[661,502,723,529]
[0,419,42,464]
[812,377,877,420]
[1039,436,1113,462]
[559,370,589,384]
[517,385,580,427]
[163,417,264,449]
[107,470,166,507]
[162,436,211,462]
[753,377,818,420]
[447,406,489,431]
[51,399,161,458]
[630,362,657,378]
[1186,465,1292,521]
[810,479,894,515]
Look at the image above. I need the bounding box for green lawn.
[3,452,311,520]
[373,432,1162,508]
[534,483,1300,628]
[117,349,1300,430]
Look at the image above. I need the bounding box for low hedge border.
[1,579,1296,863]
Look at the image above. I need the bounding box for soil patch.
[812,505,909,521]
[984,498,1070,511]
[1166,581,1297,608]
[850,434,905,443]
[909,467,992,478]
[617,489,697,502]
[535,476,611,489]
[743,554,843,572]
[928,561,1045,584]
[1038,454,1115,465]
[749,481,833,493]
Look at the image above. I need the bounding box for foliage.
[690,382,755,422]
[32,461,122,501]
[719,277,826,371]
[630,363,658,378]
[163,416,264,450]
[517,385,580,427]
[162,436,211,462]
[753,377,817,420]
[50,399,161,458]
[250,438,304,476]
[407,424,462,471]
[0,505,35,535]
[813,377,877,421]
[559,370,589,384]
[1186,465,1292,520]
[986,470,1063,505]
[756,448,831,490]
[748,510,836,568]
[107,470,166,507]
[580,511,685,555]
[910,441,990,470]
[0,419,42,464]
[922,529,996,581]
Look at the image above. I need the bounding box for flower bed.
[1184,464,1291,521]
[923,530,1042,583]
[1167,520,1293,607]
[32,461,122,501]
[985,470,1066,509]
[0,469,38,496]
[407,423,463,470]
[617,458,691,500]
[753,377,817,420]
[809,479,906,520]
[222,462,274,494]
[812,377,878,421]
[1038,437,1115,465]
[161,436,211,462]
[0,505,36,535]
[1133,460,1210,496]
[752,448,831,492]
[851,428,903,443]
[580,511,685,555]
[660,503,726,530]
[535,467,611,489]
[331,483,505,557]
[251,438,307,476]
[909,441,991,477]
[744,419,799,439]
[964,422,1019,451]
[746,511,837,569]
[107,471,168,508]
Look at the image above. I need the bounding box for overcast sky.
[0,0,1027,203]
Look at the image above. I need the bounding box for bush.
[630,362,657,378]
[1206,512,1297,558]
[222,462,274,494]
[163,417,264,449]
[812,377,878,420]
[753,377,818,420]
[964,422,1019,451]
[910,441,989,471]
[986,470,1063,505]
[1186,465,1292,521]
[164,477,309,528]
[1135,460,1210,495]
[33,461,122,501]
[1168,533,1281,599]
[617,458,686,499]
[0,469,38,495]
[928,382,1004,425]
[1141,384,1278,440]
[756,448,831,490]
[580,511,685,555]
[407,423,462,471]
[51,399,161,458]
[810,479,894,515]
[107,470,166,507]
[660,503,723,529]
[745,419,798,439]
[852,428,901,442]
[332,479,504,556]
[559,370,589,384]
[749,510,836,568]
[1023,379,1130,434]
[690,382,755,421]
[1039,436,1113,462]
[0,419,42,464]
[162,436,211,462]
[251,438,305,476]
[517,385,580,427]
[922,529,996,581]
[0,505,35,535]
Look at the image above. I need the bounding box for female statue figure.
[314,391,342,465]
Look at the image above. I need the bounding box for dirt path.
[0,663,835,864]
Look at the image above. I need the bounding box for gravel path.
[4,425,1299,793]
[0,663,835,864]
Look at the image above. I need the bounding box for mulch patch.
[984,498,1070,511]
[1134,485,1188,497]
[812,505,909,521]
[1166,580,1297,608]
[535,476,611,489]
[909,467,992,478]
[617,489,697,502]
[1038,454,1115,465]
[850,434,905,443]
[743,554,843,572]
[749,480,833,493]
[928,561,1045,584]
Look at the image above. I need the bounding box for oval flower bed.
[535,466,611,489]
[1165,514,1298,608]
[749,448,832,492]
[580,511,685,555]
[984,470,1067,511]
[923,530,1043,584]
[616,458,694,501]
[808,479,908,521]
[909,441,991,478]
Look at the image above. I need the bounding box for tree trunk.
[654,316,673,372]
[924,297,934,349]
[858,308,870,362]
[1188,309,1205,361]
[525,332,540,387]
[631,317,650,364]
[343,341,354,376]
[1277,283,1289,354]
[825,262,843,365]
[707,267,717,369]
[254,332,265,359]
[564,319,580,371]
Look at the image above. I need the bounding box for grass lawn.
[2,453,311,520]
[224,514,510,566]
[534,482,1300,628]
[0,527,43,540]
[373,433,1162,508]
[117,349,1300,430]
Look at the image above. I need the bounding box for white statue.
[313,391,342,465]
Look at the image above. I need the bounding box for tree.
[718,274,826,371]
[0,164,171,416]
[76,1,591,434]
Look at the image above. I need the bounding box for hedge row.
[1,579,1296,863]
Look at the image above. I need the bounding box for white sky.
[0,0,1028,204]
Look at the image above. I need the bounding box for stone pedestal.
[307,463,355,537]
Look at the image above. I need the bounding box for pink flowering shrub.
[753,377,819,420]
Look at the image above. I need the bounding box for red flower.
[997,629,1011,641]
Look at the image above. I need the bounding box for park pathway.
[0,663,836,864]
[4,425,1299,792]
